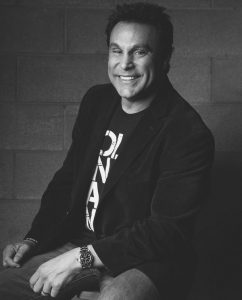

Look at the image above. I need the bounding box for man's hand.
[29,247,82,298]
[2,240,36,268]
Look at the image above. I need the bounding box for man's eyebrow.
[109,42,153,52]
[109,42,120,48]
[132,44,153,52]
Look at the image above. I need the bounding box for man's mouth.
[118,75,140,81]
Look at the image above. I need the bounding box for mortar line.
[63,104,65,151]
[63,7,68,54]
[14,54,18,104]
[210,56,213,103]
[12,150,16,200]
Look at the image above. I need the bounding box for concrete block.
[169,55,211,103]
[18,55,108,102]
[213,0,242,8]
[15,151,66,199]
[0,104,16,149]
[0,200,39,252]
[142,0,211,8]
[212,58,242,103]
[0,7,63,53]
[194,104,242,151]
[0,0,15,6]
[171,9,242,56]
[0,151,14,199]
[12,0,211,8]
[66,9,109,53]
[14,0,66,5]
[0,56,16,102]
[16,104,63,150]
[64,105,79,149]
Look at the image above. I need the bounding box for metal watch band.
[78,246,94,269]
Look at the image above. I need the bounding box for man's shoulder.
[163,83,214,141]
[156,78,205,129]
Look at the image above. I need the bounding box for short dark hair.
[106,2,173,70]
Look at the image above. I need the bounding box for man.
[0,3,214,300]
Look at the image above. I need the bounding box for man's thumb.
[13,246,26,263]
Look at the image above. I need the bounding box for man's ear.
[162,60,170,74]
[162,46,174,74]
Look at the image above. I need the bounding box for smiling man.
[108,21,162,113]
[0,3,214,300]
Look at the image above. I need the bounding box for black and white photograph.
[0,1,241,299]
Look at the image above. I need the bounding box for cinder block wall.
[0,0,241,274]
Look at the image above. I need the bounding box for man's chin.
[119,94,137,102]
[116,88,139,101]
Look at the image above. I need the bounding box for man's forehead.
[109,21,159,48]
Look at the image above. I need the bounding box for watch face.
[80,247,94,269]
[83,252,91,264]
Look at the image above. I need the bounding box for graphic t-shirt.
[85,103,145,233]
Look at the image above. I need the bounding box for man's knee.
[98,268,160,300]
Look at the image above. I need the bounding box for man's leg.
[0,243,100,300]
[97,268,160,300]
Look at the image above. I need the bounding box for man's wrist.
[23,238,38,246]
[77,245,94,269]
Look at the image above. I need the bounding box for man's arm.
[24,87,97,246]
[28,127,214,297]
[28,244,104,297]
[2,86,98,268]
[91,128,214,275]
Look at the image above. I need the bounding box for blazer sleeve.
[24,87,95,244]
[92,126,215,275]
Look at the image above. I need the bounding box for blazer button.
[66,210,70,216]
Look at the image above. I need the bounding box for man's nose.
[120,54,134,70]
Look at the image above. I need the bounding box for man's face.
[108,21,162,103]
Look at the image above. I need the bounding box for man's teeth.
[120,76,137,80]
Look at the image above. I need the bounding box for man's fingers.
[32,278,44,294]
[2,245,19,268]
[2,242,33,268]
[13,245,27,263]
[50,279,63,298]
[3,256,20,268]
[29,268,45,294]
[3,245,15,260]
[50,272,73,298]
[41,278,53,297]
[29,270,39,290]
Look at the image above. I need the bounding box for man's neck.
[121,83,160,114]
[120,77,166,114]
[121,96,154,114]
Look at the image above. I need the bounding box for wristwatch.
[77,246,94,269]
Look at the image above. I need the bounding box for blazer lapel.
[70,86,120,209]
[100,77,172,201]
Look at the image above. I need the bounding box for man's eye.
[134,49,147,56]
[110,48,122,54]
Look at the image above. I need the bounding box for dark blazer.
[25,77,214,296]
